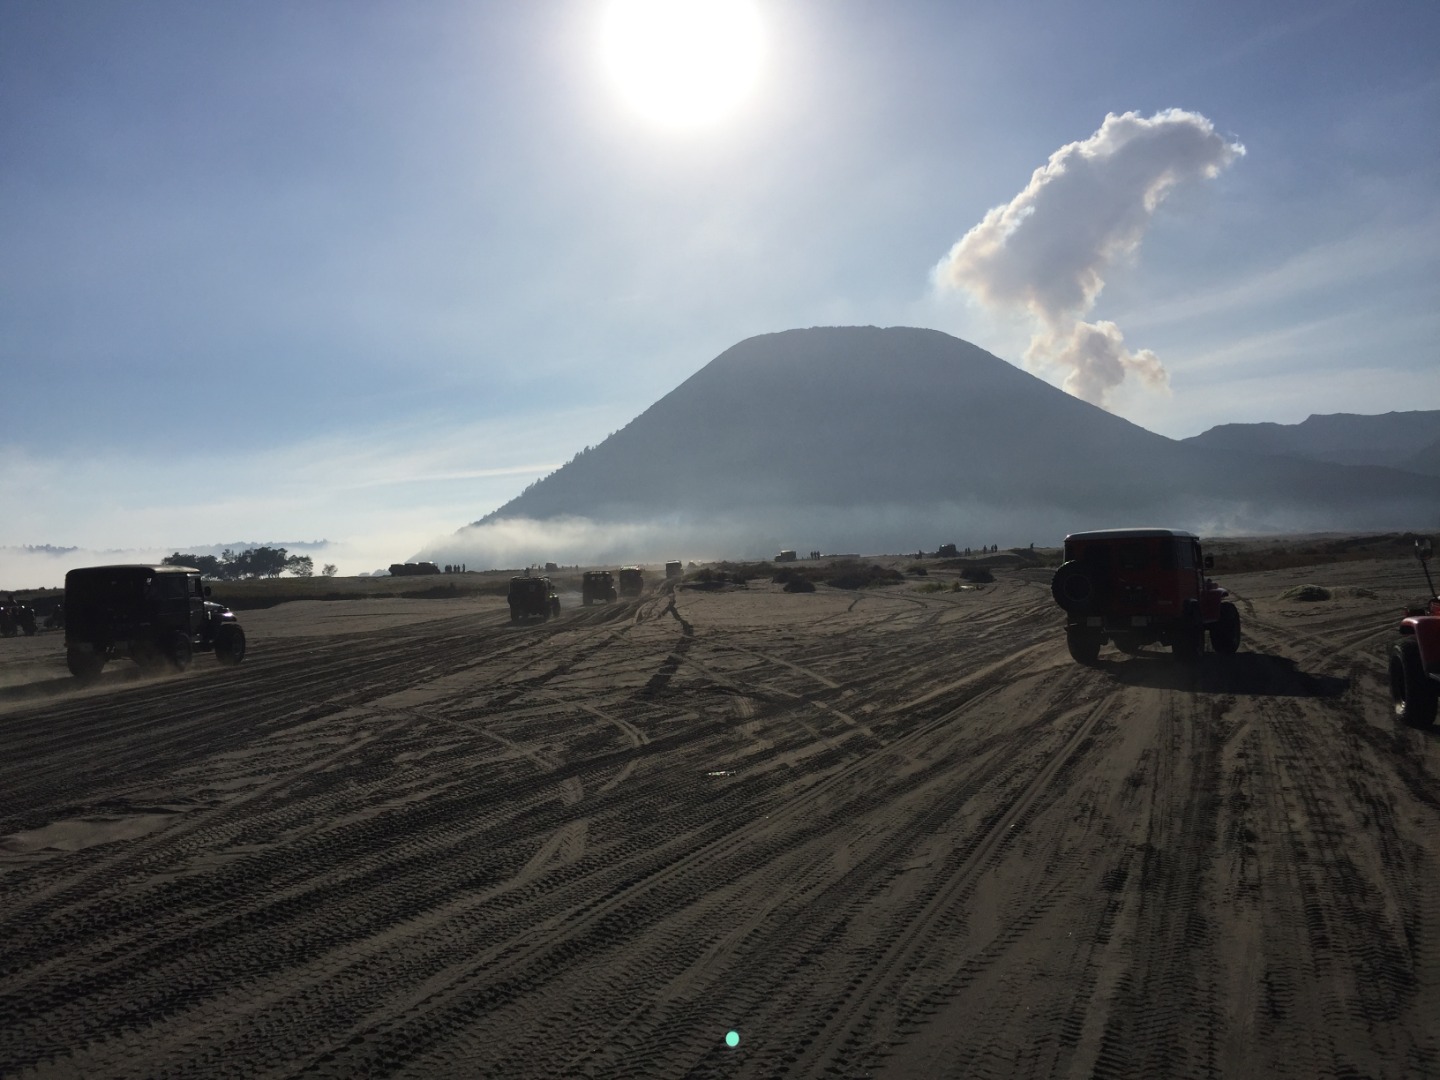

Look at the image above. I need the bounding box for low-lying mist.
[416,496,1425,571]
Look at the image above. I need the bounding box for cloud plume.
[935,109,1244,405]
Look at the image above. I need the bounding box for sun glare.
[600,0,764,129]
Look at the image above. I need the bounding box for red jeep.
[1390,539,1439,728]
[1051,528,1240,664]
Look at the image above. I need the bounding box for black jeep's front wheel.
[1390,638,1437,728]
[215,623,246,666]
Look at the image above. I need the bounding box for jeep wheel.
[1051,562,1104,614]
[67,645,105,680]
[1210,603,1241,654]
[1390,638,1437,728]
[168,632,194,673]
[215,623,246,666]
[1066,627,1102,665]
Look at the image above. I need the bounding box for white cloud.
[934,109,1244,406]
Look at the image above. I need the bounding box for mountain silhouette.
[1183,410,1440,475]
[424,327,1440,565]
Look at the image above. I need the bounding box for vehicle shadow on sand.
[1097,650,1350,699]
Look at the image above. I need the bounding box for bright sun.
[600,0,764,129]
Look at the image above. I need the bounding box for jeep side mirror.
[1418,539,1434,563]
[204,586,212,597]
[1203,555,1214,570]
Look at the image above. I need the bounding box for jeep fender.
[1402,615,1440,673]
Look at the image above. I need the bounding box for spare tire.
[1051,561,1105,613]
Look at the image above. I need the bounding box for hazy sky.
[3,0,1437,581]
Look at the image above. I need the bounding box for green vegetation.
[164,546,315,580]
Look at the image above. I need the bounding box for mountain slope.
[425,327,1440,564]
[1183,410,1440,474]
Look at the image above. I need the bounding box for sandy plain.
[0,557,1437,1078]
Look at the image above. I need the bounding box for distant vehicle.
[508,576,560,623]
[617,566,644,597]
[388,562,442,576]
[1390,538,1439,728]
[582,570,617,606]
[665,561,683,580]
[0,597,37,637]
[63,564,246,678]
[775,550,797,562]
[1050,528,1240,664]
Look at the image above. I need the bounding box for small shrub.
[960,567,994,583]
[907,565,929,576]
[827,564,904,590]
[783,577,816,593]
[1280,584,1331,602]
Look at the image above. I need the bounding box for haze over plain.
[3,1,1438,582]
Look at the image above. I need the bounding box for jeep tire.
[1051,561,1104,614]
[1066,626,1103,665]
[1210,603,1241,655]
[168,632,194,673]
[67,645,105,680]
[215,623,246,666]
[1390,638,1437,728]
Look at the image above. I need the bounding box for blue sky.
[3,0,1437,582]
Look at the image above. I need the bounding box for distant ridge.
[1183,411,1440,476]
[423,327,1440,565]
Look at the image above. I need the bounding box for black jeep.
[617,566,644,598]
[0,597,38,637]
[64,564,246,678]
[1051,528,1240,664]
[508,575,561,623]
[582,570,617,606]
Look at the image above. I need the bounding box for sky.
[3,0,1437,583]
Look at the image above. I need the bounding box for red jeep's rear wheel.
[1390,638,1437,728]
[1066,627,1103,665]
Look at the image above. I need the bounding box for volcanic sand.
[1,559,1437,1077]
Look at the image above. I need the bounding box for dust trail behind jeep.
[1051,528,1240,664]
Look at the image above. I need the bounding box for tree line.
[162,547,337,580]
